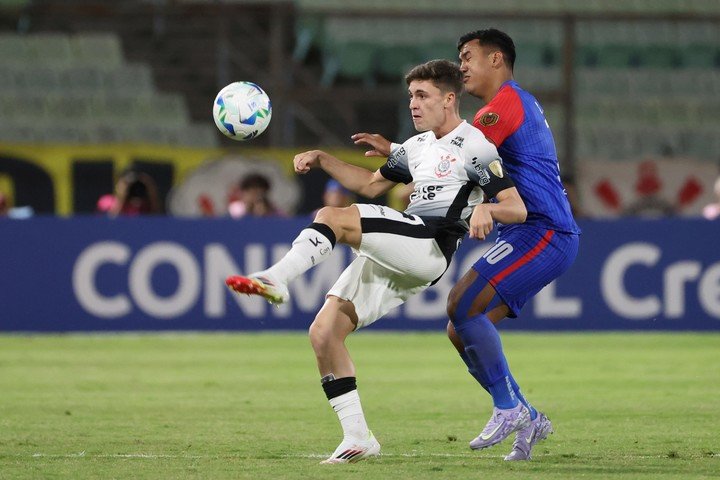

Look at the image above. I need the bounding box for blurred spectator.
[0,191,34,219]
[322,179,354,208]
[228,173,283,218]
[623,161,676,218]
[702,177,720,220]
[97,170,161,217]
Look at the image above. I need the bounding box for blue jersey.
[473,80,580,234]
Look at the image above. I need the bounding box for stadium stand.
[0,31,218,147]
[293,8,719,162]
[0,0,718,161]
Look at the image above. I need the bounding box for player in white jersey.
[226,60,527,464]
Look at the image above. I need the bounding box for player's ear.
[492,51,504,68]
[445,92,455,108]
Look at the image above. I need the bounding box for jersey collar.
[434,120,467,144]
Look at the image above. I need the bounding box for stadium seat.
[89,93,137,122]
[0,33,29,65]
[419,42,459,63]
[0,123,45,144]
[639,46,681,68]
[13,66,62,91]
[102,64,155,94]
[575,45,599,67]
[58,66,105,92]
[176,124,220,147]
[321,42,377,86]
[374,45,423,81]
[70,33,123,69]
[682,127,720,159]
[25,33,74,67]
[516,43,556,67]
[513,66,562,91]
[44,94,93,120]
[595,45,640,68]
[681,44,719,68]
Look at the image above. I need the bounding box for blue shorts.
[472,225,579,317]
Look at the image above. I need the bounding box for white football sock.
[260,226,335,284]
[329,390,370,441]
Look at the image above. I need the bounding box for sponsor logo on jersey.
[480,112,499,127]
[386,147,405,168]
[470,157,491,185]
[450,136,464,148]
[488,159,504,178]
[410,184,444,201]
[477,168,491,186]
[435,153,456,178]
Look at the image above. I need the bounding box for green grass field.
[1,332,718,479]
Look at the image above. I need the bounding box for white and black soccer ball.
[212,81,272,141]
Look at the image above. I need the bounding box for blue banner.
[1,217,719,331]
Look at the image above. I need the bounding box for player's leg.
[310,296,380,464]
[311,221,446,465]
[449,229,579,457]
[447,270,531,450]
[226,205,362,304]
[446,284,536,418]
[502,232,578,460]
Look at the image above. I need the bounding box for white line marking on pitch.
[29,452,720,460]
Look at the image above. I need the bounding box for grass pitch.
[0,332,718,479]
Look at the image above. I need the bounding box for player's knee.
[313,206,340,227]
[445,320,455,339]
[308,319,332,355]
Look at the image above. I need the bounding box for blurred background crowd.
[1,0,719,221]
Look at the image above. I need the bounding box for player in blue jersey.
[450,28,581,461]
[353,29,580,461]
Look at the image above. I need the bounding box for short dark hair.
[405,59,463,97]
[457,28,516,70]
[239,173,271,191]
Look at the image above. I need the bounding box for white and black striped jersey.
[379,120,514,223]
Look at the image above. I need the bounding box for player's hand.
[351,133,392,157]
[469,204,495,240]
[293,150,323,174]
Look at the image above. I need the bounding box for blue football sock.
[458,351,489,393]
[509,373,537,420]
[460,349,538,418]
[454,313,518,409]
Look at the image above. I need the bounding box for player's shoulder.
[405,130,433,147]
[389,130,429,163]
[473,82,527,140]
[458,121,498,154]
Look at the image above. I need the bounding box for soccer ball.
[212,81,272,141]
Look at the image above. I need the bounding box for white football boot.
[320,432,381,464]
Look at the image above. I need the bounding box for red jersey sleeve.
[472,84,524,147]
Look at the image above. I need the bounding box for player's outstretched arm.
[468,187,526,240]
[351,133,392,158]
[294,149,396,198]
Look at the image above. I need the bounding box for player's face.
[407,80,450,133]
[459,40,496,99]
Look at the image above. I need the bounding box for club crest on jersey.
[480,112,499,127]
[435,154,456,178]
